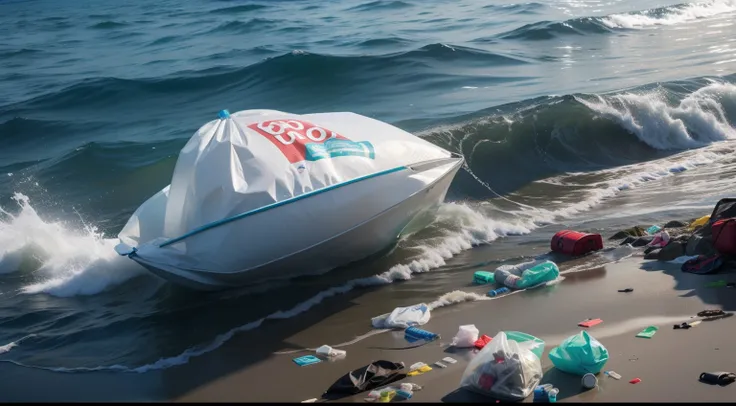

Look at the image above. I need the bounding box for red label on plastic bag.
[248,119,348,163]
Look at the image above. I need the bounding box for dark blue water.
[1,0,735,392]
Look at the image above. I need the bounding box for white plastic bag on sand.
[452,325,480,348]
[668,255,699,264]
[316,345,346,358]
[460,331,542,401]
[371,303,430,329]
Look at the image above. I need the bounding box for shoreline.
[2,229,734,403]
[174,255,736,402]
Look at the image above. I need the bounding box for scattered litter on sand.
[474,334,492,349]
[699,372,736,386]
[451,324,479,348]
[705,280,728,288]
[578,318,603,328]
[407,365,432,376]
[635,326,658,338]
[582,373,598,389]
[371,304,431,329]
[404,326,439,344]
[293,355,322,366]
[294,201,736,401]
[697,309,725,317]
[316,345,346,359]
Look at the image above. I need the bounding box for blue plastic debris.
[218,109,231,119]
[293,355,322,367]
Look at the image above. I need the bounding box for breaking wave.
[0,193,147,297]
[498,0,736,40]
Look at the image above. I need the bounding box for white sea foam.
[0,193,147,297]
[0,335,35,355]
[576,81,736,150]
[600,0,736,29]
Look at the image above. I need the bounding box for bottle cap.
[582,373,597,389]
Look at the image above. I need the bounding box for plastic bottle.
[395,389,413,399]
[582,373,597,389]
[404,326,439,342]
[548,388,559,403]
[533,384,553,401]
[488,287,510,297]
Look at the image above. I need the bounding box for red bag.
[551,230,603,256]
[712,218,736,255]
[474,334,492,349]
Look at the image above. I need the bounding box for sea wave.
[498,0,736,40]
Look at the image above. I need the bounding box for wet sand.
[2,240,734,403]
[174,256,736,403]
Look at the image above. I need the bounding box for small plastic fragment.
[578,318,603,328]
[636,326,658,338]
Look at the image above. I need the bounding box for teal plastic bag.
[548,331,609,375]
[516,261,560,289]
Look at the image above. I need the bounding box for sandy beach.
[2,225,735,403]
[171,255,736,403]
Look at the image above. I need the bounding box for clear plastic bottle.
[548,388,559,403]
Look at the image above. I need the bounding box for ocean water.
[1,0,736,393]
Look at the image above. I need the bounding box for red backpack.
[712,218,736,255]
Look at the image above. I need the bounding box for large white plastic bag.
[371,303,430,329]
[459,331,542,400]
